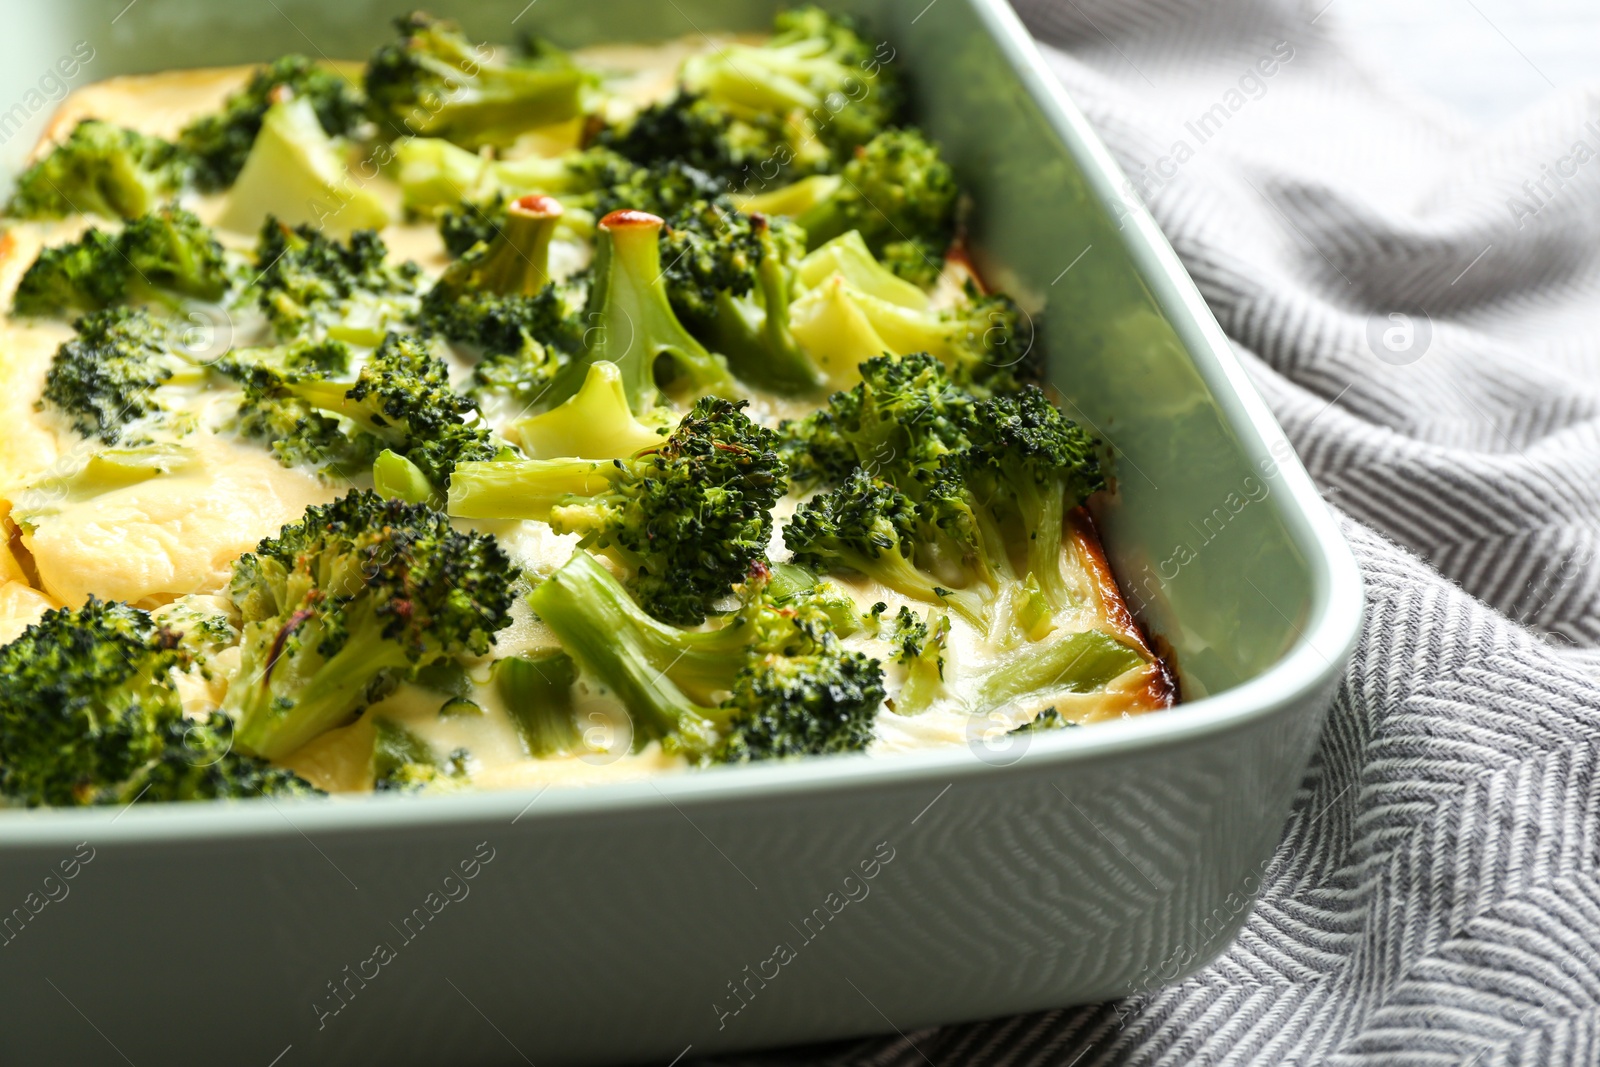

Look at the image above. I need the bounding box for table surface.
[1332,0,1597,123]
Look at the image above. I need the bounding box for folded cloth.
[723,0,1600,1063]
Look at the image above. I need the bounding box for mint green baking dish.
[0,1,1361,1064]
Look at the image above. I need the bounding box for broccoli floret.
[418,194,583,405]
[220,331,498,489]
[364,13,588,148]
[788,233,1030,392]
[451,395,785,624]
[0,598,317,806]
[597,92,792,185]
[782,357,1104,641]
[743,129,957,286]
[253,218,421,344]
[676,6,901,168]
[779,350,975,488]
[657,200,822,393]
[5,120,189,220]
[38,308,207,443]
[370,718,470,792]
[541,209,737,414]
[785,467,987,625]
[180,55,367,190]
[215,337,369,471]
[13,206,230,318]
[131,712,325,801]
[528,551,883,761]
[224,490,518,761]
[438,193,508,256]
[888,608,949,715]
[590,156,728,219]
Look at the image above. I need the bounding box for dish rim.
[0,0,1363,847]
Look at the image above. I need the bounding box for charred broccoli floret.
[224,490,518,760]
[528,551,883,760]
[450,396,784,624]
[180,54,367,190]
[364,13,588,147]
[38,307,207,443]
[0,598,317,806]
[253,218,421,344]
[5,120,189,220]
[13,206,230,318]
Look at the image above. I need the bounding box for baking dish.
[0,1,1361,1064]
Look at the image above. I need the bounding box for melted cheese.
[21,437,334,608]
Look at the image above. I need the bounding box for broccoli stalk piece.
[364,13,588,148]
[450,396,785,624]
[221,331,498,488]
[968,628,1146,720]
[180,54,368,190]
[38,308,208,443]
[252,218,421,345]
[217,96,391,238]
[418,194,583,405]
[507,361,667,460]
[224,491,518,761]
[395,137,600,219]
[492,649,584,757]
[740,129,957,285]
[789,233,1028,392]
[5,120,189,221]
[0,598,317,806]
[13,206,230,318]
[542,209,737,413]
[527,551,884,761]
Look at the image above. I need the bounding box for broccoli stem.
[492,649,583,757]
[969,629,1145,719]
[543,209,734,413]
[446,458,617,520]
[468,194,561,295]
[526,551,724,755]
[372,449,439,506]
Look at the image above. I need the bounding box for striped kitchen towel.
[726,0,1600,1063]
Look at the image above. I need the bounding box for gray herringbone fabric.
[724,0,1600,1063]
